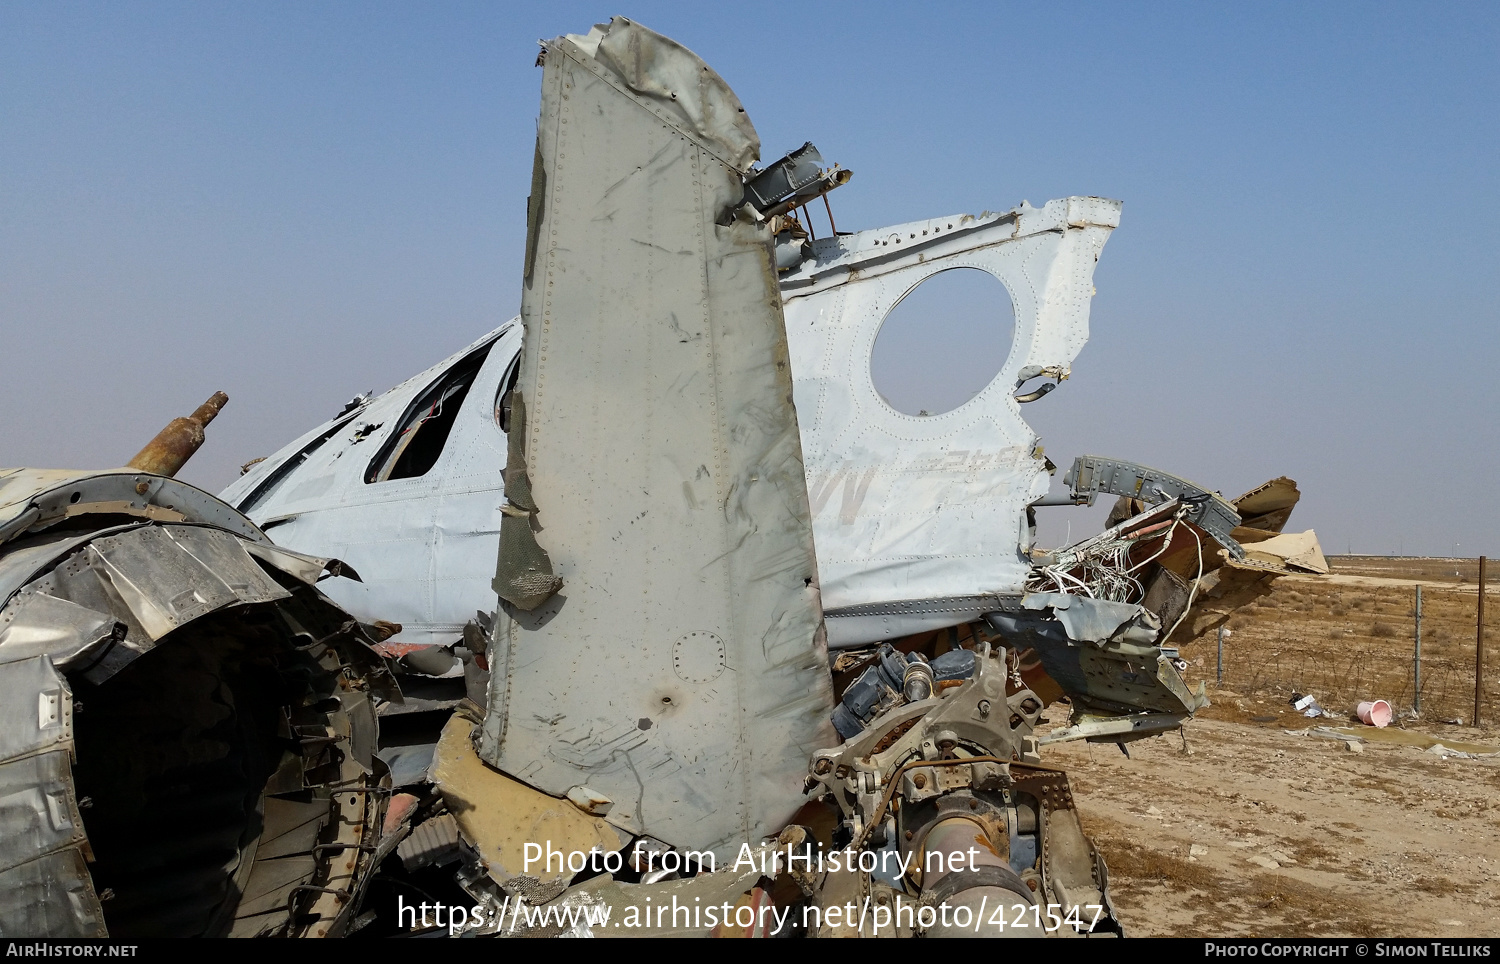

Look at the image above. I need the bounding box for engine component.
[832,645,975,740]
[0,468,395,937]
[807,643,1121,937]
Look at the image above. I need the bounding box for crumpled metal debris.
[0,467,394,937]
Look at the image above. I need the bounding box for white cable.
[1126,517,1181,575]
[1162,524,1205,644]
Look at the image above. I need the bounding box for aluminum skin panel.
[0,751,88,875]
[477,18,832,856]
[221,324,520,646]
[0,847,106,938]
[0,655,72,765]
[0,468,264,547]
[778,198,1121,646]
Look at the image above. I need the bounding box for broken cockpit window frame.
[493,353,520,433]
[365,343,493,484]
[235,411,361,515]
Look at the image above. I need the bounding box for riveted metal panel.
[779,198,1120,645]
[478,19,832,856]
[0,751,88,875]
[0,847,106,938]
[0,655,72,765]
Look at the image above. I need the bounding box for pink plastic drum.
[1356,699,1392,727]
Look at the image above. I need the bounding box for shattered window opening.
[868,267,1016,417]
[365,344,492,484]
[235,412,360,514]
[493,353,521,433]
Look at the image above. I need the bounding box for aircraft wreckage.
[0,18,1328,937]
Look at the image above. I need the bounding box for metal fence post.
[1216,624,1223,684]
[1414,584,1422,715]
[1477,556,1487,727]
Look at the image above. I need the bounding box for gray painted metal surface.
[1063,455,1244,556]
[475,18,831,856]
[220,323,520,647]
[778,198,1121,645]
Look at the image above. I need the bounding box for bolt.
[905,830,914,840]
[977,699,991,717]
[135,481,149,495]
[913,773,927,789]
[814,758,832,775]
[969,799,979,810]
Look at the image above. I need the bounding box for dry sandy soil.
[1041,556,1500,938]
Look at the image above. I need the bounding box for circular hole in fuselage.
[870,267,1015,416]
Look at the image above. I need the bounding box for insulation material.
[1242,529,1330,574]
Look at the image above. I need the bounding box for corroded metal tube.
[920,816,1036,938]
[126,391,228,478]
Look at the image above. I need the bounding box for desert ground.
[1047,556,1500,937]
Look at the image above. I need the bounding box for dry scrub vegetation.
[1182,556,1497,724]
[1041,557,1500,937]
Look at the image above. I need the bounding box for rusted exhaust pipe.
[917,815,1037,937]
[126,391,228,478]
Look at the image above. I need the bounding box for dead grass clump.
[1094,838,1221,890]
[1413,876,1476,897]
[1243,873,1380,936]
[1290,838,1338,863]
[1371,621,1400,638]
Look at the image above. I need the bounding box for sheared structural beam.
[478,18,833,857]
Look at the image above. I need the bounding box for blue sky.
[3,2,1496,556]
